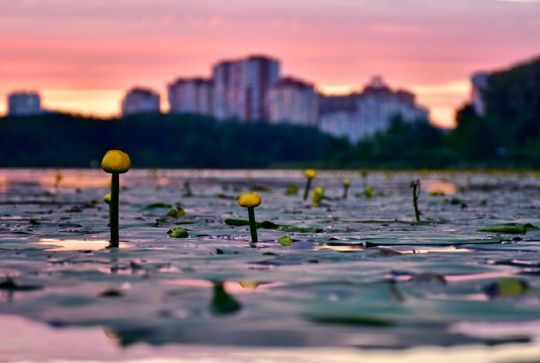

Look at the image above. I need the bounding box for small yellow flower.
[102,150,131,174]
[103,193,111,204]
[238,192,262,208]
[312,186,324,204]
[343,179,351,187]
[304,169,317,179]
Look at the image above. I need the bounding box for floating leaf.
[167,227,189,238]
[145,203,173,209]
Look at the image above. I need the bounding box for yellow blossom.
[304,169,317,179]
[101,150,131,174]
[238,192,262,208]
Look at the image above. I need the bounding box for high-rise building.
[8,91,43,116]
[168,78,212,115]
[211,55,280,121]
[267,77,319,127]
[471,72,489,117]
[121,87,160,117]
[320,76,429,143]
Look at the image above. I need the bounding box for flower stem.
[410,179,421,222]
[247,207,258,243]
[303,178,312,201]
[343,185,349,199]
[110,172,120,247]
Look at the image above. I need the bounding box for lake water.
[2,168,540,362]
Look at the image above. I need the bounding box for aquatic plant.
[278,235,293,246]
[364,185,374,198]
[312,186,324,207]
[410,179,421,222]
[285,184,299,195]
[168,227,189,238]
[303,169,317,201]
[102,150,131,247]
[342,179,351,199]
[238,192,262,243]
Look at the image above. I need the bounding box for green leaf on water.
[0,277,42,291]
[166,207,185,218]
[145,203,173,209]
[224,219,279,229]
[477,224,536,234]
[167,227,189,238]
[483,278,531,299]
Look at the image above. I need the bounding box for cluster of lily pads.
[3,153,540,351]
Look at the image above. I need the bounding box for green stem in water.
[247,207,258,243]
[303,178,312,201]
[410,179,421,222]
[110,172,120,247]
[343,185,349,199]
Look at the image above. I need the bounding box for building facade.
[168,78,212,115]
[8,91,42,116]
[211,55,280,122]
[319,76,429,143]
[121,87,160,117]
[267,77,319,127]
[471,72,489,117]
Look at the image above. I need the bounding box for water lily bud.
[238,192,262,208]
[343,179,351,187]
[103,193,111,204]
[304,169,317,179]
[312,186,324,204]
[364,185,374,198]
[102,150,131,174]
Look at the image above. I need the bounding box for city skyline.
[1,0,540,128]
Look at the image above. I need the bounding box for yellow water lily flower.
[102,150,131,174]
[304,169,317,179]
[238,192,262,208]
[312,186,324,205]
[103,193,111,204]
[343,179,351,186]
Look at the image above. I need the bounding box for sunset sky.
[1,0,539,128]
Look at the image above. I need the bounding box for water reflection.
[34,238,133,251]
[423,180,456,195]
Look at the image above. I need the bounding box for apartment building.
[121,87,160,117]
[211,55,280,121]
[8,91,43,116]
[320,76,429,143]
[267,77,319,127]
[168,78,212,115]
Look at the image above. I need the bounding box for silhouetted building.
[168,78,212,115]
[320,76,428,143]
[471,72,489,116]
[211,55,280,121]
[121,87,160,116]
[267,77,319,127]
[8,91,43,116]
